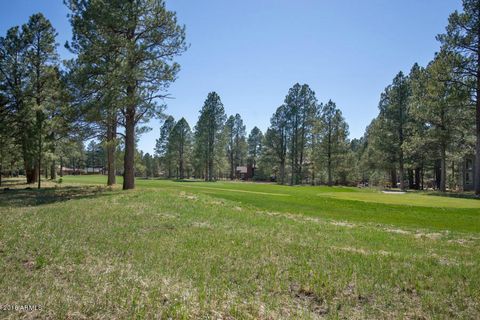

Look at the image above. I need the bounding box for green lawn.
[0,176,479,319]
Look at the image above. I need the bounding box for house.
[59,167,104,175]
[60,167,83,175]
[463,155,476,191]
[85,167,104,174]
[235,164,255,180]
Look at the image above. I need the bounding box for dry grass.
[0,177,479,318]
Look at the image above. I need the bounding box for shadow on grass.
[0,178,29,187]
[172,179,208,183]
[0,185,113,207]
[135,177,206,183]
[423,191,480,200]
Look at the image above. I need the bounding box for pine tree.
[225,114,246,179]
[265,105,288,184]
[155,116,176,178]
[247,126,263,177]
[408,52,472,191]
[437,0,480,194]
[23,13,59,188]
[284,83,317,185]
[0,26,35,183]
[317,100,349,186]
[66,0,187,190]
[169,117,192,179]
[194,92,226,181]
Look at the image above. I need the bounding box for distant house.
[463,155,476,191]
[235,164,255,180]
[59,167,104,175]
[60,167,81,175]
[85,167,104,174]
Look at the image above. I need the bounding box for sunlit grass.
[1,176,479,318]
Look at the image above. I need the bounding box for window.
[466,159,473,184]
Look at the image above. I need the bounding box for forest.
[1,0,479,195]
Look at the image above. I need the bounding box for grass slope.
[0,176,479,319]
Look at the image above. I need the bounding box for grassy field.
[0,176,479,319]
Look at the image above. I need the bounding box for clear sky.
[0,0,462,154]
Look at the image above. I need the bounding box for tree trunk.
[204,154,208,181]
[434,160,441,190]
[475,31,480,195]
[451,161,455,190]
[25,163,37,184]
[399,150,405,191]
[475,91,480,194]
[421,166,424,190]
[60,157,63,177]
[327,129,332,187]
[37,112,42,189]
[107,116,117,186]
[311,166,315,186]
[208,156,213,181]
[123,103,135,190]
[414,168,421,190]
[440,148,446,192]
[51,160,56,180]
[408,169,414,189]
[230,152,234,180]
[458,160,464,192]
[179,145,184,179]
[390,169,397,188]
[279,158,285,185]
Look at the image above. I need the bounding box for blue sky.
[0,0,462,154]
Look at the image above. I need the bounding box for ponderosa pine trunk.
[23,142,37,184]
[327,126,332,187]
[440,146,447,192]
[123,101,135,190]
[414,168,421,190]
[179,140,184,179]
[26,165,36,184]
[475,43,480,195]
[390,169,397,188]
[279,160,285,185]
[207,128,214,181]
[230,151,234,180]
[107,114,117,186]
[208,155,214,181]
[399,149,405,191]
[311,167,315,186]
[37,116,42,189]
[434,160,441,190]
[51,160,56,180]
[408,169,414,189]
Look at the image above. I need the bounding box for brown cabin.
[235,164,255,180]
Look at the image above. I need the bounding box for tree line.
[144,86,349,186]
[1,0,480,194]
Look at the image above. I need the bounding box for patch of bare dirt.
[179,191,198,201]
[290,283,329,316]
